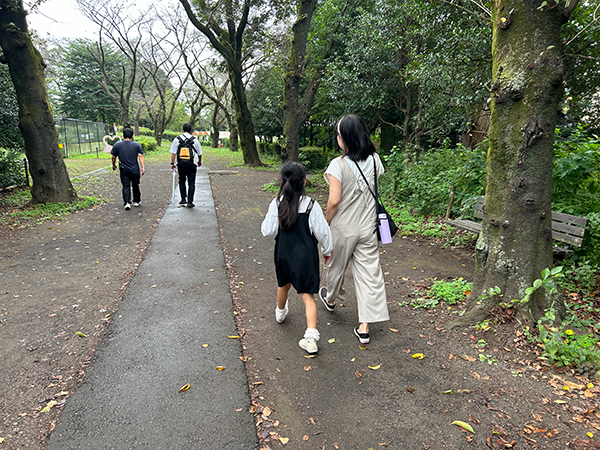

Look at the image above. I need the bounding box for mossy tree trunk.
[461,0,579,326]
[281,0,319,164]
[0,0,76,204]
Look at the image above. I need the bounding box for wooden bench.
[443,196,589,258]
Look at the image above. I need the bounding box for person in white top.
[170,123,203,208]
[320,114,389,345]
[262,162,332,354]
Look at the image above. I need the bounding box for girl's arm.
[308,202,333,257]
[326,175,342,225]
[261,199,279,237]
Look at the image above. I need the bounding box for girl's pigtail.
[277,162,306,232]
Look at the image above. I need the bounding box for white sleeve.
[195,139,202,155]
[324,158,342,185]
[261,198,279,237]
[170,137,179,154]
[375,153,385,178]
[308,201,333,256]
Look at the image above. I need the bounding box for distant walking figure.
[261,162,333,354]
[111,128,145,210]
[170,123,202,208]
[320,114,389,344]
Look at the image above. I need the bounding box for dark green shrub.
[0,149,26,188]
[138,127,154,137]
[299,146,333,171]
[391,142,486,216]
[135,136,158,153]
[162,130,179,142]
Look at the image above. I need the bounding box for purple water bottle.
[378,213,392,244]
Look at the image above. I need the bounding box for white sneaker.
[275,302,288,323]
[133,202,140,207]
[299,337,318,354]
[124,203,131,210]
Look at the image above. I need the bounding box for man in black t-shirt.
[111,128,145,210]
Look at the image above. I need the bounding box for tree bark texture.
[0,0,76,204]
[466,0,575,324]
[281,0,319,164]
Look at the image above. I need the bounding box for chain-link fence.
[55,118,109,158]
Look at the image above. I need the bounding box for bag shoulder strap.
[305,198,315,215]
[352,155,379,204]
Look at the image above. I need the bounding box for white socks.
[304,328,320,341]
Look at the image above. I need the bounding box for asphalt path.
[45,166,258,449]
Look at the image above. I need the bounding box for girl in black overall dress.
[261,162,332,354]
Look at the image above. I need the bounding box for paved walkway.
[45,166,258,449]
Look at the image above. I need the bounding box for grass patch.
[1,193,103,226]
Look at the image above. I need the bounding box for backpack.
[176,135,197,167]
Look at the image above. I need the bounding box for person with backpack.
[170,123,203,208]
[261,162,333,354]
[111,128,145,210]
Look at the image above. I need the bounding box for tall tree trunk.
[0,0,76,204]
[211,106,220,148]
[229,122,239,152]
[281,0,319,163]
[459,0,578,326]
[228,65,260,164]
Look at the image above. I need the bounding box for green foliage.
[299,146,336,171]
[262,181,278,193]
[0,64,23,151]
[552,126,600,214]
[135,136,158,153]
[390,142,486,216]
[138,127,154,137]
[3,196,102,224]
[258,142,282,159]
[162,130,180,142]
[428,278,472,305]
[0,149,26,188]
[531,309,600,374]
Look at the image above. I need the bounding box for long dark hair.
[277,162,306,231]
[337,114,376,162]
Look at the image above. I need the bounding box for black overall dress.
[274,199,319,294]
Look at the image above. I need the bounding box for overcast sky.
[27,0,99,41]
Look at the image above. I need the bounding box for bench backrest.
[474,196,588,248]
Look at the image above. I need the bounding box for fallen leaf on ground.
[460,354,476,361]
[202,343,209,348]
[412,353,425,359]
[304,354,316,359]
[355,371,363,378]
[328,338,336,343]
[227,335,240,339]
[389,328,399,332]
[359,345,368,350]
[304,366,311,371]
[451,420,475,433]
[443,390,454,395]
[406,386,415,393]
[178,384,190,392]
[469,414,480,424]
[368,364,381,370]
[41,400,57,413]
[263,406,272,416]
[75,331,86,338]
[216,366,226,370]
[303,435,309,441]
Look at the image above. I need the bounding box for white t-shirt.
[170,132,203,165]
[324,153,385,190]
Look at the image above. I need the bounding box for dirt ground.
[1,155,600,449]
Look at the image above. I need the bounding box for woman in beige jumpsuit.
[319,114,389,344]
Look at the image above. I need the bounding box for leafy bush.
[0,149,26,188]
[552,126,600,215]
[389,141,486,216]
[134,136,158,153]
[299,146,335,171]
[162,130,179,142]
[138,127,154,137]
